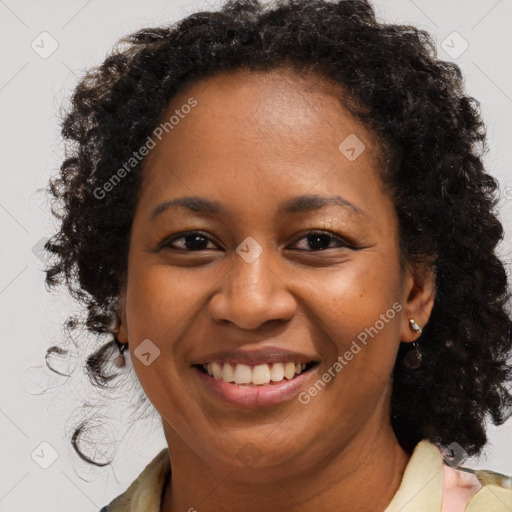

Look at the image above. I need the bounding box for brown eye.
[160,231,219,251]
[291,231,353,251]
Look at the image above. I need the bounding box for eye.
[158,230,354,252]
[159,231,220,251]
[290,231,353,251]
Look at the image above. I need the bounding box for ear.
[115,280,129,344]
[400,263,436,343]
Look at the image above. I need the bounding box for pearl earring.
[409,318,423,335]
[404,318,423,369]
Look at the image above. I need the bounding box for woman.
[43,0,512,510]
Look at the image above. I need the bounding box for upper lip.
[192,347,320,366]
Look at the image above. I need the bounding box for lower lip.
[194,366,317,408]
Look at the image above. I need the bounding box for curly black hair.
[43,0,512,466]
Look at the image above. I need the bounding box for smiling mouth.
[193,361,318,386]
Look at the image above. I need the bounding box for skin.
[116,67,436,512]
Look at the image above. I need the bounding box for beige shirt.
[100,439,512,512]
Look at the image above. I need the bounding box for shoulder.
[98,447,171,512]
[465,467,512,511]
[400,440,511,512]
[446,464,512,511]
[471,468,512,489]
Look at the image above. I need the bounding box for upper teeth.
[202,362,308,385]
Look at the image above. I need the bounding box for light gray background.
[1,0,511,510]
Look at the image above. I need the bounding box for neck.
[160,419,411,512]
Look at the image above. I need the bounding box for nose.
[208,249,297,330]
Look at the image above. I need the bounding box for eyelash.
[159,230,354,252]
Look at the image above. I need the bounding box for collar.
[383,439,443,512]
[104,439,511,512]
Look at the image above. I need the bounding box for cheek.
[124,264,199,408]
[301,256,404,394]
[125,263,209,340]
[306,257,402,337]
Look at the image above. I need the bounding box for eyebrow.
[149,193,365,221]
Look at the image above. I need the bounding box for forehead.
[161,67,378,147]
[138,67,386,206]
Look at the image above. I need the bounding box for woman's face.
[117,68,434,473]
